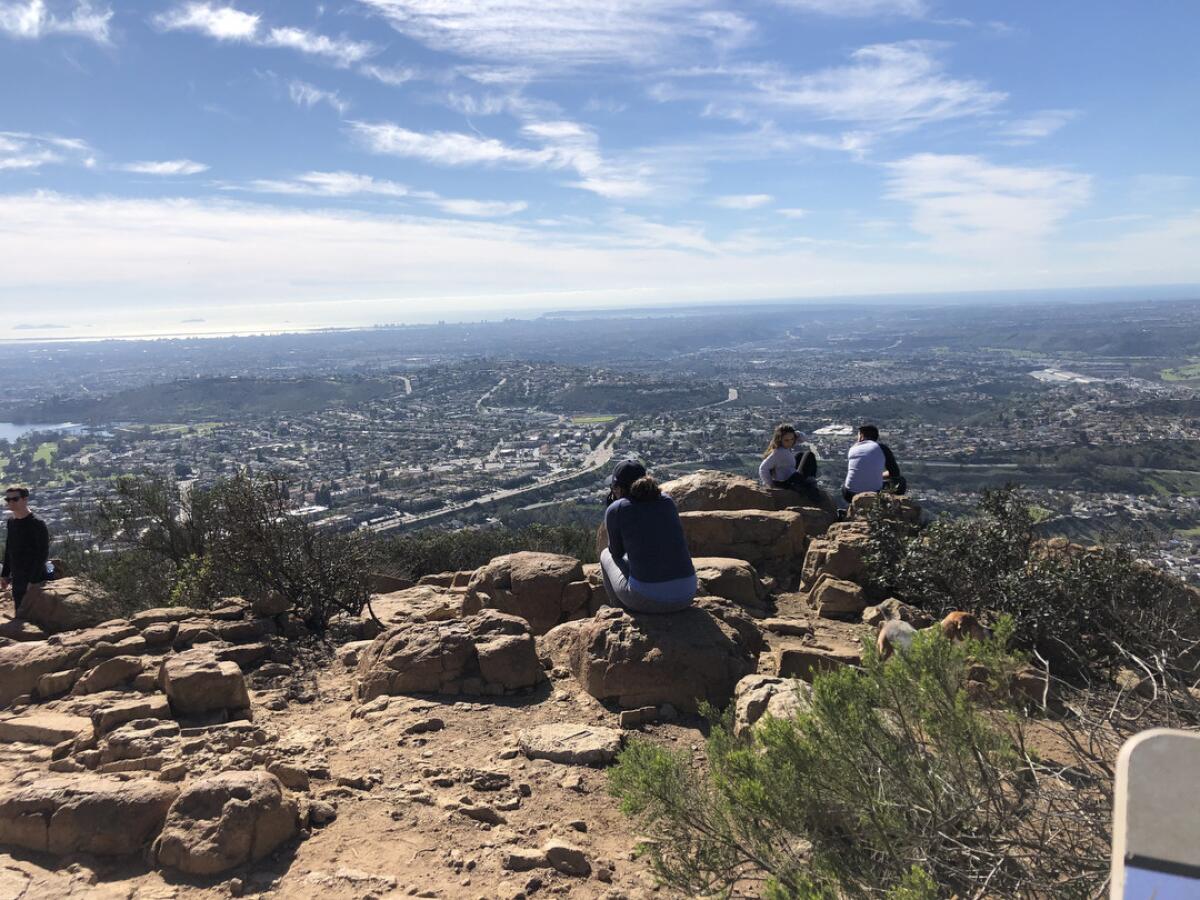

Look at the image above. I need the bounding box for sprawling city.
[4,296,1199,583]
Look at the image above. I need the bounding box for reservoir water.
[0,422,86,443]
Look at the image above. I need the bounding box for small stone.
[518,724,623,766]
[502,848,547,872]
[267,761,311,791]
[403,717,445,735]
[497,747,519,760]
[566,819,587,832]
[618,706,657,729]
[543,840,591,877]
[458,804,505,825]
[308,799,338,826]
[228,877,244,897]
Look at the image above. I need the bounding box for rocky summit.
[0,478,910,897]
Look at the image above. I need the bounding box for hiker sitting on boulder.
[759,424,821,504]
[843,424,905,503]
[601,460,697,614]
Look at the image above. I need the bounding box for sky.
[1,0,1199,339]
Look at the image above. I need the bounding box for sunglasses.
[4,497,21,504]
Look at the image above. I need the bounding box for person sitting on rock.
[843,424,904,503]
[601,460,697,614]
[758,424,821,504]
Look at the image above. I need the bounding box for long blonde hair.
[763,424,798,458]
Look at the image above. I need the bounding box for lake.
[0,422,87,443]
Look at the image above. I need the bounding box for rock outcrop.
[355,609,541,702]
[367,585,483,631]
[153,771,298,875]
[0,776,177,856]
[15,578,112,634]
[810,575,868,621]
[661,469,836,526]
[732,675,812,738]
[801,521,872,587]
[466,552,591,635]
[692,557,769,615]
[679,509,810,581]
[541,599,762,712]
[159,647,252,719]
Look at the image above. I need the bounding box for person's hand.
[0,577,9,592]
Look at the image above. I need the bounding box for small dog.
[876,611,989,660]
[939,611,990,643]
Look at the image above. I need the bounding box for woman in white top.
[759,424,820,503]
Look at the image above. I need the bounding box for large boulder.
[466,553,590,635]
[159,647,251,718]
[810,575,868,621]
[368,585,482,631]
[661,470,781,513]
[541,599,762,712]
[0,775,177,856]
[693,557,769,616]
[16,578,113,634]
[679,510,809,580]
[152,771,299,875]
[801,521,872,587]
[355,609,541,702]
[0,640,88,708]
[733,675,812,738]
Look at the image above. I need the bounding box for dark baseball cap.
[610,459,647,491]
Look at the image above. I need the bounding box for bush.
[863,486,1200,681]
[377,522,596,580]
[66,472,374,629]
[609,626,1110,898]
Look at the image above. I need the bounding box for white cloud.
[121,159,209,176]
[714,193,773,210]
[0,131,92,170]
[742,42,1005,128]
[4,192,1198,339]
[245,170,410,198]
[1000,109,1078,144]
[356,0,753,71]
[886,153,1092,252]
[154,3,376,65]
[772,0,926,16]
[0,0,111,42]
[153,2,258,40]
[264,26,375,67]
[427,198,527,217]
[351,122,552,167]
[360,63,416,86]
[778,208,807,219]
[290,80,349,115]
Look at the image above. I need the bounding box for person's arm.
[604,503,628,573]
[33,520,50,572]
[1,531,9,582]
[758,454,774,486]
[881,444,901,480]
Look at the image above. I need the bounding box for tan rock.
[517,724,623,766]
[540,599,762,712]
[16,578,113,634]
[0,713,91,745]
[466,552,587,635]
[733,675,812,738]
[0,775,177,856]
[811,576,868,621]
[72,655,144,695]
[692,557,767,611]
[679,509,809,578]
[159,647,251,717]
[93,694,172,736]
[153,770,299,875]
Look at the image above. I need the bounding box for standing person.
[759,424,821,504]
[601,460,696,613]
[1,486,51,610]
[843,425,887,504]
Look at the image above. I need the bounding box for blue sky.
[1,0,1198,338]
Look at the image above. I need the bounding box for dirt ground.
[0,649,719,900]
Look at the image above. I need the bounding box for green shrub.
[863,486,1200,680]
[377,522,596,580]
[610,626,1107,898]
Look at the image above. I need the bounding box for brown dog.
[939,611,990,643]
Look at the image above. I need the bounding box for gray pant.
[599,549,693,614]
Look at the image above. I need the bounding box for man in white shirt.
[843,425,887,503]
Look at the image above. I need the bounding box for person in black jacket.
[1,486,50,609]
